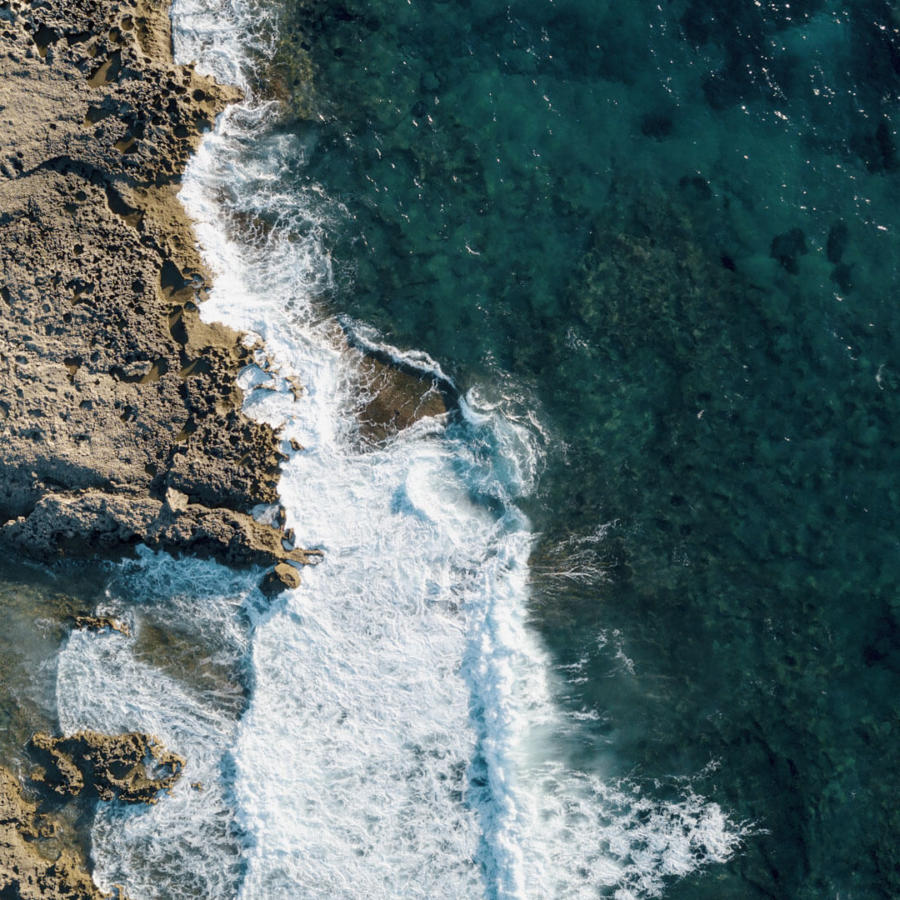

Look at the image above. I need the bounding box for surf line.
[168,2,751,897]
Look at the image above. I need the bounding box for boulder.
[260,562,302,596]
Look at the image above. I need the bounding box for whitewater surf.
[50,1,747,896]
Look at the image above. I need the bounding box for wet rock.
[72,615,131,637]
[260,562,302,596]
[0,0,318,894]
[0,483,321,568]
[770,227,808,274]
[29,730,184,805]
[0,767,102,899]
[286,375,304,400]
[357,355,449,443]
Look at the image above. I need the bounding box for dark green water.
[262,0,900,895]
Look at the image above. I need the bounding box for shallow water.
[0,559,111,772]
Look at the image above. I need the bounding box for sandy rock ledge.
[0,0,310,574]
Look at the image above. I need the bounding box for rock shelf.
[0,0,309,575]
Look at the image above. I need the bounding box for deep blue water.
[260,0,900,896]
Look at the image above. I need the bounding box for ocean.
[4,0,899,896]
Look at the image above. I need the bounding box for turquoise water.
[2,0,898,896]
[260,0,900,896]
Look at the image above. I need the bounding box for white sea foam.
[54,549,263,898]
[50,2,749,898]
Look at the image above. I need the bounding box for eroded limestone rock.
[0,0,317,894]
[72,615,131,637]
[0,0,306,570]
[0,766,103,899]
[30,730,184,805]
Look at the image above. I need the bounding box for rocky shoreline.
[0,764,106,900]
[0,0,455,894]
[0,0,312,578]
[0,0,312,893]
[1,729,184,899]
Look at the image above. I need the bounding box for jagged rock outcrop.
[0,767,104,899]
[30,730,184,805]
[0,0,306,570]
[72,615,131,636]
[0,729,185,897]
[260,561,302,596]
[0,487,320,567]
[0,0,320,895]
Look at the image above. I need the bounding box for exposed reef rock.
[72,615,131,636]
[0,0,306,571]
[0,767,104,899]
[0,487,320,567]
[357,354,449,443]
[30,730,184,805]
[260,561,302,596]
[0,0,315,895]
[0,730,183,897]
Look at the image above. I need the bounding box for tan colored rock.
[0,766,104,899]
[73,615,131,637]
[164,488,190,513]
[0,488,321,567]
[260,562,302,596]
[286,375,304,401]
[0,0,321,895]
[0,729,186,897]
[30,730,184,805]
[0,0,305,569]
